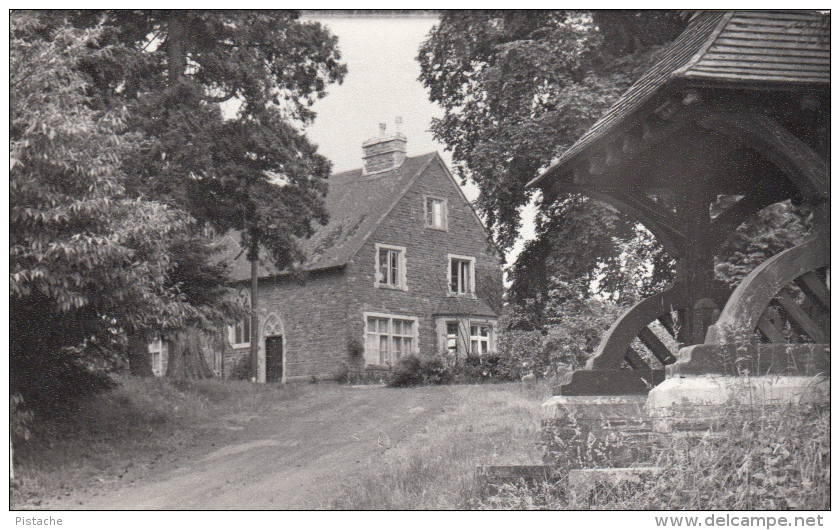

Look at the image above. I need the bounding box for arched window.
[231,289,251,347]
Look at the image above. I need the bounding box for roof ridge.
[330,152,438,180]
[672,11,734,78]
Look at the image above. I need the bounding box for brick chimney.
[362,117,407,174]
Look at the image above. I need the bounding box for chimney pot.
[395,116,403,132]
[379,123,387,137]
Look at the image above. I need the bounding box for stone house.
[218,123,503,383]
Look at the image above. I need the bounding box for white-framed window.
[445,322,459,355]
[229,289,251,347]
[424,196,448,230]
[448,254,475,295]
[375,243,407,290]
[470,323,493,356]
[148,338,167,376]
[364,312,418,366]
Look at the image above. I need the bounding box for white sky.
[300,12,536,266]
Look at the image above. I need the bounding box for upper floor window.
[230,289,251,347]
[424,196,448,230]
[448,254,475,295]
[375,244,407,290]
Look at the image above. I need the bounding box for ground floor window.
[148,339,167,376]
[470,324,492,356]
[437,318,496,362]
[364,313,418,366]
[445,322,459,355]
[229,289,251,347]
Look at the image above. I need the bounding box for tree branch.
[202,90,237,104]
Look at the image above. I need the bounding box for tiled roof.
[530,10,829,187]
[433,297,498,318]
[679,11,830,84]
[222,153,439,281]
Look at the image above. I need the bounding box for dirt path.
[46,384,457,510]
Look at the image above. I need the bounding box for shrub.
[388,355,453,388]
[228,353,253,380]
[453,355,522,383]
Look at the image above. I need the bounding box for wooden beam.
[756,308,785,343]
[775,292,826,343]
[638,326,677,365]
[706,236,830,345]
[694,110,829,204]
[589,284,687,371]
[624,348,649,370]
[794,270,830,312]
[709,182,790,249]
[657,315,676,337]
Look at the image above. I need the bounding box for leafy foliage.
[387,355,453,388]
[68,9,347,267]
[715,200,812,287]
[501,278,626,377]
[419,10,687,252]
[10,13,209,405]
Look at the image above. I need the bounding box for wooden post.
[250,255,260,382]
[675,175,717,345]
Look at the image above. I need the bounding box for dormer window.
[375,244,407,290]
[424,196,448,230]
[448,254,475,296]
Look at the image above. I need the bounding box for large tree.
[10,13,210,405]
[418,11,687,305]
[64,10,347,378]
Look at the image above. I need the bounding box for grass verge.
[10,375,308,509]
[325,381,552,509]
[480,403,830,510]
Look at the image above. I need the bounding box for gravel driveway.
[48,384,457,510]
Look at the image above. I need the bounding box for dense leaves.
[69,10,346,267]
[10,14,201,405]
[419,11,687,252]
[715,201,812,288]
[10,10,345,401]
[419,10,686,320]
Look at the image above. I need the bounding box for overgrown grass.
[480,403,830,510]
[10,375,308,508]
[325,381,551,509]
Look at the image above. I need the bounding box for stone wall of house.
[345,155,502,364]
[225,268,350,382]
[220,155,502,382]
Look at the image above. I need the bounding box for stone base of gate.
[540,374,829,471]
[567,466,662,504]
[540,395,657,469]
[668,343,830,378]
[645,375,830,435]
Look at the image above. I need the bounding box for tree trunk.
[165,328,214,380]
[166,15,186,84]
[250,255,260,382]
[127,334,154,377]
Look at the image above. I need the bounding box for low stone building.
[219,122,503,382]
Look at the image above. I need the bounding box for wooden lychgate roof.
[530,10,830,188]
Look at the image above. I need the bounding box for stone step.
[568,467,662,504]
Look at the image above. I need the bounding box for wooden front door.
[266,336,283,383]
